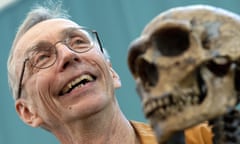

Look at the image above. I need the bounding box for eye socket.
[128,37,149,78]
[34,51,51,63]
[29,46,56,68]
[151,27,190,56]
[66,30,94,52]
[68,36,91,49]
[136,57,158,89]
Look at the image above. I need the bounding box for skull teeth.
[143,89,202,119]
[212,56,229,65]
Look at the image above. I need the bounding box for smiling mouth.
[59,74,96,96]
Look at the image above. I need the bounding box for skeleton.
[127,5,240,144]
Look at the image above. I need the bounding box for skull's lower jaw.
[140,86,208,142]
[140,66,238,143]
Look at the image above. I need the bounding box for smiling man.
[7,3,158,144]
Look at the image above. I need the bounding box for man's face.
[14,19,121,127]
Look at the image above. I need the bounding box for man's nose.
[56,43,80,72]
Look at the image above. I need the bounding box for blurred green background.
[1,0,240,143]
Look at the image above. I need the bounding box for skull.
[128,5,240,143]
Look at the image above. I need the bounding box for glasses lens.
[29,42,57,68]
[66,29,95,53]
[28,28,98,69]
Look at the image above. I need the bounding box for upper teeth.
[61,74,94,95]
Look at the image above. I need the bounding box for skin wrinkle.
[13,19,80,65]
[25,27,84,59]
[22,28,71,124]
[41,79,79,143]
[33,63,72,127]
[34,77,61,130]
[10,14,142,143]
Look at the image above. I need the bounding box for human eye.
[71,36,90,48]
[30,45,56,68]
[67,32,93,51]
[31,50,51,67]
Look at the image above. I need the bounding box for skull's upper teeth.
[212,57,228,65]
[60,74,95,95]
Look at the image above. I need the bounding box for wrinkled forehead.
[13,18,80,61]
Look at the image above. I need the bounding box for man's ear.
[107,61,121,88]
[15,99,43,128]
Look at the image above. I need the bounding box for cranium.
[128,5,240,143]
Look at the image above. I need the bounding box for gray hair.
[7,2,109,100]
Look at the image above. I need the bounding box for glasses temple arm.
[17,59,28,99]
[94,31,103,53]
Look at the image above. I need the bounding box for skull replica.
[128,5,240,143]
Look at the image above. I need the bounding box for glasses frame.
[16,28,103,99]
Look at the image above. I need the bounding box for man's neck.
[52,102,138,144]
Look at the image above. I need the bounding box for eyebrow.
[59,27,82,39]
[26,40,52,54]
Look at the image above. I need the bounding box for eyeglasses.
[17,28,103,99]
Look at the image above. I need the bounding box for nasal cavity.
[151,27,190,56]
[137,58,158,88]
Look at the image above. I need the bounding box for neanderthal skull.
[128,5,240,143]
